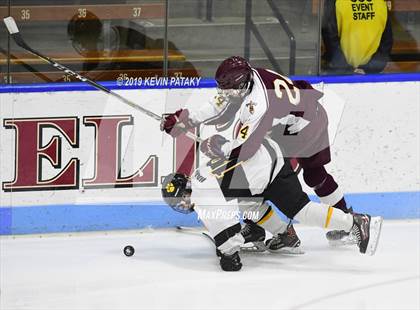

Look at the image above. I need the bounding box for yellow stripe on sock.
[324,206,334,228]
[257,209,273,225]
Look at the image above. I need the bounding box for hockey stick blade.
[2,17,201,141]
[3,16,19,34]
[3,17,37,56]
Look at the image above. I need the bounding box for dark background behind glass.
[0,0,419,84]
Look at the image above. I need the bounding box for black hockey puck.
[123,245,135,257]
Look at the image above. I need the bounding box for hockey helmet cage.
[161,173,194,214]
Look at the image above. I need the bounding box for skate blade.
[240,241,267,253]
[366,216,383,256]
[328,237,358,247]
[268,246,305,255]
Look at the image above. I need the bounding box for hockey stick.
[176,225,305,254]
[175,226,214,243]
[3,16,201,142]
[176,226,270,253]
[0,46,55,82]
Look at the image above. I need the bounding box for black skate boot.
[219,251,242,271]
[326,208,357,246]
[240,220,266,252]
[266,223,304,254]
[351,213,383,255]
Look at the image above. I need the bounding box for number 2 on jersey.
[273,75,300,106]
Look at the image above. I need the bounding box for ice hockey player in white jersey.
[160,135,383,271]
[161,118,383,272]
[161,56,359,246]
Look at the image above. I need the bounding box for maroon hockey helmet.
[215,56,252,90]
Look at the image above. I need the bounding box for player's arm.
[201,100,270,161]
[160,94,229,137]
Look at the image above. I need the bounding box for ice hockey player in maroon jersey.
[162,56,356,245]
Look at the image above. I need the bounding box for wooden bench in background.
[386,40,420,72]
[0,50,186,66]
[0,49,199,83]
[384,60,420,72]
[391,40,419,55]
[0,68,199,84]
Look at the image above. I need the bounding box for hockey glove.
[200,134,229,159]
[160,109,195,138]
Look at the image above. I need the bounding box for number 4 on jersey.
[239,125,249,139]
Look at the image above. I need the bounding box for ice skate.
[351,213,383,255]
[240,220,267,252]
[326,207,358,246]
[266,224,304,255]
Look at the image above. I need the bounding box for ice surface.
[1,220,419,310]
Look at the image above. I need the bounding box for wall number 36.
[21,9,30,20]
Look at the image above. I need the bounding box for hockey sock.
[256,203,288,235]
[294,201,353,232]
[303,167,349,213]
[318,184,348,213]
[215,223,245,256]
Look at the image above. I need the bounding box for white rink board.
[0,88,215,207]
[0,82,419,207]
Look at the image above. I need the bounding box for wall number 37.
[132,7,142,17]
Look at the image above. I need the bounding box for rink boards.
[0,74,419,234]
